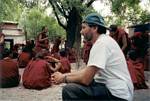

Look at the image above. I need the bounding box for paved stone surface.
[133,71,150,101]
[0,63,149,101]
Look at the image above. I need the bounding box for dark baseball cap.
[83,13,109,29]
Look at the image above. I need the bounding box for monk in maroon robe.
[127,50,148,89]
[22,52,51,90]
[109,25,130,56]
[59,58,71,73]
[82,40,92,64]
[131,31,149,71]
[0,49,20,88]
[35,26,49,53]
[17,41,35,68]
[0,30,5,59]
[51,37,61,54]
[46,49,71,73]
[18,52,32,68]
[67,48,76,63]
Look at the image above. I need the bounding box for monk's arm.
[0,35,4,44]
[122,34,127,51]
[38,34,48,42]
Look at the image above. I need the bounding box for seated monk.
[127,50,148,89]
[22,51,52,90]
[46,49,71,73]
[109,25,131,57]
[18,48,32,68]
[67,48,76,63]
[82,40,92,64]
[0,49,20,88]
[35,26,49,53]
[51,37,61,54]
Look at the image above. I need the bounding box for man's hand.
[51,72,65,84]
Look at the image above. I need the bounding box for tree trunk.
[66,7,82,69]
[74,10,82,69]
[66,7,81,48]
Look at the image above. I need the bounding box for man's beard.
[84,33,93,41]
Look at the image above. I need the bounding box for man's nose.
[80,30,83,35]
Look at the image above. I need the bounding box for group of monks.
[0,26,71,89]
[126,28,149,89]
[0,44,71,89]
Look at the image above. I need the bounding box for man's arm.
[52,66,99,86]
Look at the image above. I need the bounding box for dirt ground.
[0,63,150,101]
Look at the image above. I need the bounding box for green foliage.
[0,0,66,41]
[50,0,95,22]
[111,0,140,16]
[139,10,150,23]
[62,0,82,9]
[0,0,3,22]
[0,0,24,22]
[19,7,65,40]
[61,0,91,14]
[108,0,150,25]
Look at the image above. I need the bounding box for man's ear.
[92,26,98,32]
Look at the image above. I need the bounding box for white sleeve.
[87,42,110,69]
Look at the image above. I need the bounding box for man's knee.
[62,83,79,95]
[62,83,82,100]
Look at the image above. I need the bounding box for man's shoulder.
[98,34,114,43]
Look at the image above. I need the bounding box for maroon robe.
[82,41,92,64]
[35,32,49,53]
[127,59,138,84]
[68,48,76,63]
[0,58,20,88]
[59,57,71,73]
[127,58,148,89]
[110,28,130,56]
[51,38,61,54]
[22,59,51,90]
[18,52,31,68]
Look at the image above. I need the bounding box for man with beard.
[51,13,133,101]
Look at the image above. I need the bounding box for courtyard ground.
[0,63,150,101]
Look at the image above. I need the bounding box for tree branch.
[80,0,84,3]
[56,2,68,19]
[86,0,96,7]
[49,0,67,29]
